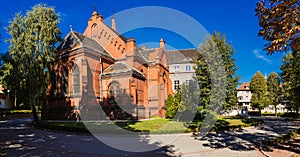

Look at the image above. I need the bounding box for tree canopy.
[267,72,280,116]
[255,0,300,54]
[2,4,61,121]
[280,51,300,114]
[250,71,269,112]
[195,32,239,111]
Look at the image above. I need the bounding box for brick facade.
[44,9,173,120]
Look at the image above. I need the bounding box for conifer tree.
[195,32,239,111]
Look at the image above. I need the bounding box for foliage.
[280,51,300,114]
[195,32,239,111]
[255,0,300,54]
[166,80,200,121]
[2,4,61,121]
[174,81,198,121]
[250,71,269,112]
[267,72,281,116]
[165,94,176,118]
[165,90,181,119]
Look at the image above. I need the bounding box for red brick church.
[43,9,173,120]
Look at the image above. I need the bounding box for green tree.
[267,72,280,116]
[255,0,300,54]
[174,81,198,122]
[3,4,61,121]
[195,32,239,110]
[165,89,182,119]
[280,51,300,114]
[250,71,269,113]
[165,94,176,118]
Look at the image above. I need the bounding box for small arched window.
[72,65,80,95]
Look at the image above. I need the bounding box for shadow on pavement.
[197,117,300,152]
[0,118,176,157]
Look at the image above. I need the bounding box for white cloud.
[253,49,272,64]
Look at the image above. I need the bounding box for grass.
[0,109,33,115]
[33,116,263,134]
[190,116,263,132]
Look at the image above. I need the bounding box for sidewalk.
[262,135,300,157]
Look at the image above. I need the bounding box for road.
[0,117,299,157]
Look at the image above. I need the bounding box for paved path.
[0,117,299,157]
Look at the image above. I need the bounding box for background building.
[237,82,287,114]
[166,49,198,91]
[237,82,252,111]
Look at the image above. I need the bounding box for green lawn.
[34,116,263,134]
[0,109,33,114]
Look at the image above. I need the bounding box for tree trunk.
[31,97,39,122]
[14,93,17,108]
[259,108,262,116]
[275,105,277,117]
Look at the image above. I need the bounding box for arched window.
[108,81,121,102]
[62,68,69,95]
[72,65,80,95]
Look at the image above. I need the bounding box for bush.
[280,112,300,118]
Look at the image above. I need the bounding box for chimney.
[160,38,165,51]
[127,38,136,56]
[142,44,147,50]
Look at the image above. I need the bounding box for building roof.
[104,23,128,42]
[141,48,161,62]
[57,31,113,59]
[166,49,198,64]
[102,62,145,79]
[237,82,251,91]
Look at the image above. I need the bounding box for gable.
[57,31,82,52]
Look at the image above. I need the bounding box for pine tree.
[267,72,280,116]
[195,32,239,111]
[250,71,269,113]
[3,4,61,121]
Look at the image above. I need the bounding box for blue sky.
[0,0,285,84]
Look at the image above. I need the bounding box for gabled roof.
[237,82,251,91]
[57,31,113,59]
[102,62,145,79]
[166,49,198,64]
